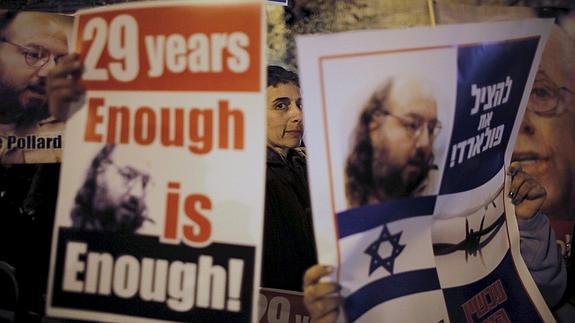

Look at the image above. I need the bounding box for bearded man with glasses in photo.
[345,76,441,208]
[0,11,71,164]
[71,144,152,233]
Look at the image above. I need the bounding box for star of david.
[365,224,406,276]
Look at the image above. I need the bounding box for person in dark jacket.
[261,65,317,291]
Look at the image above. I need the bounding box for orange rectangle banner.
[75,3,261,92]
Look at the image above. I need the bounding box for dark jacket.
[261,147,317,291]
[0,163,60,316]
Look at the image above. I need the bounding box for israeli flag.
[337,196,449,322]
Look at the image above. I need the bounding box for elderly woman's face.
[513,27,575,217]
[266,83,303,151]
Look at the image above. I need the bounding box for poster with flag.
[297,19,553,322]
[46,0,265,322]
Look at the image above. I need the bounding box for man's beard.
[0,80,49,127]
[371,147,433,199]
[91,205,145,233]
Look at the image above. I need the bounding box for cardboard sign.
[47,1,265,322]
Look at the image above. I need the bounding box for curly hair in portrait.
[0,11,17,32]
[345,80,393,208]
[70,144,117,230]
[267,65,299,88]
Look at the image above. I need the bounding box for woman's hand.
[303,265,342,323]
[508,162,546,220]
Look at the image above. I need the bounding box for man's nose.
[36,58,57,77]
[128,177,146,199]
[415,126,432,149]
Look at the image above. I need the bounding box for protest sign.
[0,11,72,164]
[46,1,265,322]
[258,288,310,323]
[297,19,552,322]
[435,4,575,316]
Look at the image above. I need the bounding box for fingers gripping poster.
[297,19,553,322]
[46,1,265,322]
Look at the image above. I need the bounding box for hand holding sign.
[508,162,547,220]
[303,265,342,323]
[47,54,85,121]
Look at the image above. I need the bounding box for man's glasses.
[374,109,442,139]
[528,78,575,117]
[104,160,151,189]
[0,37,65,69]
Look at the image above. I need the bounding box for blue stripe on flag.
[337,196,436,239]
[344,268,441,322]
